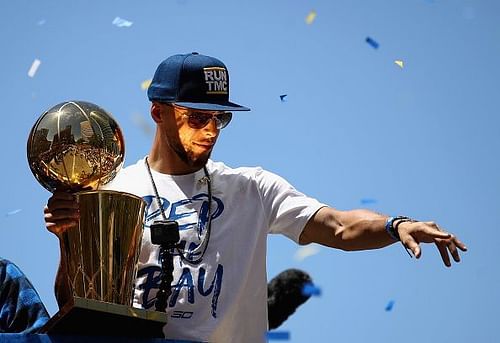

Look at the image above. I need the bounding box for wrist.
[385,217,399,241]
[385,216,413,241]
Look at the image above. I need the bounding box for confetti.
[394,60,404,68]
[305,10,317,25]
[301,282,321,297]
[279,94,287,102]
[385,300,395,311]
[6,209,22,217]
[360,198,377,205]
[112,17,133,28]
[141,79,152,90]
[37,19,46,26]
[365,37,379,49]
[294,245,320,261]
[266,331,290,340]
[28,59,41,78]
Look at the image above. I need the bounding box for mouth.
[193,142,214,150]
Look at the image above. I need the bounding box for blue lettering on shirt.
[136,193,225,318]
[136,264,224,318]
[198,264,223,318]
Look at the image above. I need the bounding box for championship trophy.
[27,101,167,338]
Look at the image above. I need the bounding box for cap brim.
[173,101,250,112]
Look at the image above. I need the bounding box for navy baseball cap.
[148,52,250,112]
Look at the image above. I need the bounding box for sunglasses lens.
[187,112,233,129]
[188,112,212,129]
[215,112,232,129]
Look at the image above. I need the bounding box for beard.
[171,139,211,169]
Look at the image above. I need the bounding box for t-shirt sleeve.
[254,168,327,243]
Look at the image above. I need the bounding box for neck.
[148,130,204,175]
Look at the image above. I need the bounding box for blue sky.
[1,1,499,341]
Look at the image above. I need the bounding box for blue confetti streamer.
[279,94,287,101]
[385,300,395,311]
[365,37,379,49]
[302,282,322,297]
[266,331,290,340]
[360,198,377,205]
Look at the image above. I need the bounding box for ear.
[150,102,163,123]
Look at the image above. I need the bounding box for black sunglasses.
[184,111,233,130]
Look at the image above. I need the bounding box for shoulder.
[118,157,147,178]
[208,160,270,181]
[208,160,293,193]
[103,157,147,191]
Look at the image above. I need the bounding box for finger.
[435,241,451,267]
[452,237,468,251]
[443,236,460,262]
[46,197,79,211]
[400,234,421,258]
[422,221,452,238]
[422,226,451,239]
[50,191,76,200]
[46,220,78,235]
[44,209,80,221]
[448,241,460,263]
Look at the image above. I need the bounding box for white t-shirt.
[103,157,326,343]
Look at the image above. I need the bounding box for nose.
[203,118,219,136]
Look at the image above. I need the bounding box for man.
[44,52,467,342]
[0,258,49,333]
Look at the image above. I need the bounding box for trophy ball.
[27,100,125,192]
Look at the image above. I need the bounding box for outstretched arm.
[299,207,467,267]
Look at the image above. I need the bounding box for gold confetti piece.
[394,60,404,68]
[28,59,41,77]
[141,79,152,90]
[294,245,320,261]
[305,10,317,25]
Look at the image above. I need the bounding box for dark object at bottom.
[39,297,167,338]
[267,269,313,329]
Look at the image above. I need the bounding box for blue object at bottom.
[0,334,200,343]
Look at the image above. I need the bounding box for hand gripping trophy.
[27,101,167,337]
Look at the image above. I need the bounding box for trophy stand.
[40,297,167,338]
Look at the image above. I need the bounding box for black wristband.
[385,216,406,240]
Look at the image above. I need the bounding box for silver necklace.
[145,156,213,265]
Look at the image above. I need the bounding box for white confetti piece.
[294,245,320,261]
[6,209,22,217]
[112,17,133,28]
[28,59,41,78]
[394,60,404,68]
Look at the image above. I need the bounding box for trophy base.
[40,297,167,338]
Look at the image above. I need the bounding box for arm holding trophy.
[28,101,167,337]
[44,191,79,308]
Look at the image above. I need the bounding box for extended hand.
[397,221,467,267]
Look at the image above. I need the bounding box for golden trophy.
[27,101,167,337]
